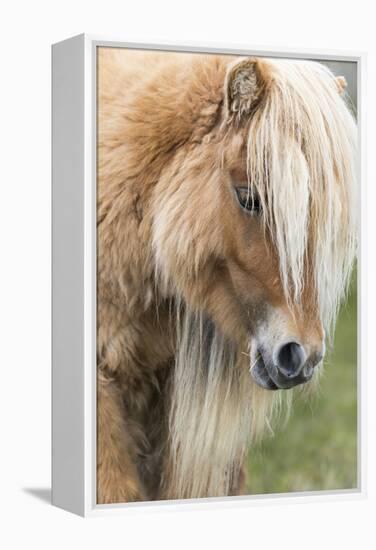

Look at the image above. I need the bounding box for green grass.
[247,274,357,494]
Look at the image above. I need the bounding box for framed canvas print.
[52,35,365,516]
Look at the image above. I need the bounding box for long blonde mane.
[164,307,288,499]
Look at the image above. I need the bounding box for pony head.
[152,56,357,393]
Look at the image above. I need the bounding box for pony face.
[152,56,356,393]
[222,147,325,390]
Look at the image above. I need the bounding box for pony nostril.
[277,342,306,377]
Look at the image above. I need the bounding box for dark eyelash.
[235,187,262,214]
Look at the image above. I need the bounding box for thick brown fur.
[96,49,356,503]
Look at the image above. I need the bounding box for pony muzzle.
[250,342,323,391]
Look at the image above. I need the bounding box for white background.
[0,1,374,548]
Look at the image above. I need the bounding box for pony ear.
[335,75,347,95]
[225,58,268,119]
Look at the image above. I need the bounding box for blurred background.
[247,60,358,494]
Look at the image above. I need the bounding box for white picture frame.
[52,34,366,517]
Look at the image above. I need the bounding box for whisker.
[249,354,261,372]
[241,351,261,372]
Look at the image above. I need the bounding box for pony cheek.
[225,255,283,320]
[151,204,224,296]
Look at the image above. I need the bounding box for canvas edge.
[52,33,86,516]
[357,50,367,499]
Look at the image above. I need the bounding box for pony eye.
[235,187,262,214]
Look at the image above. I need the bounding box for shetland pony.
[96,49,357,503]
